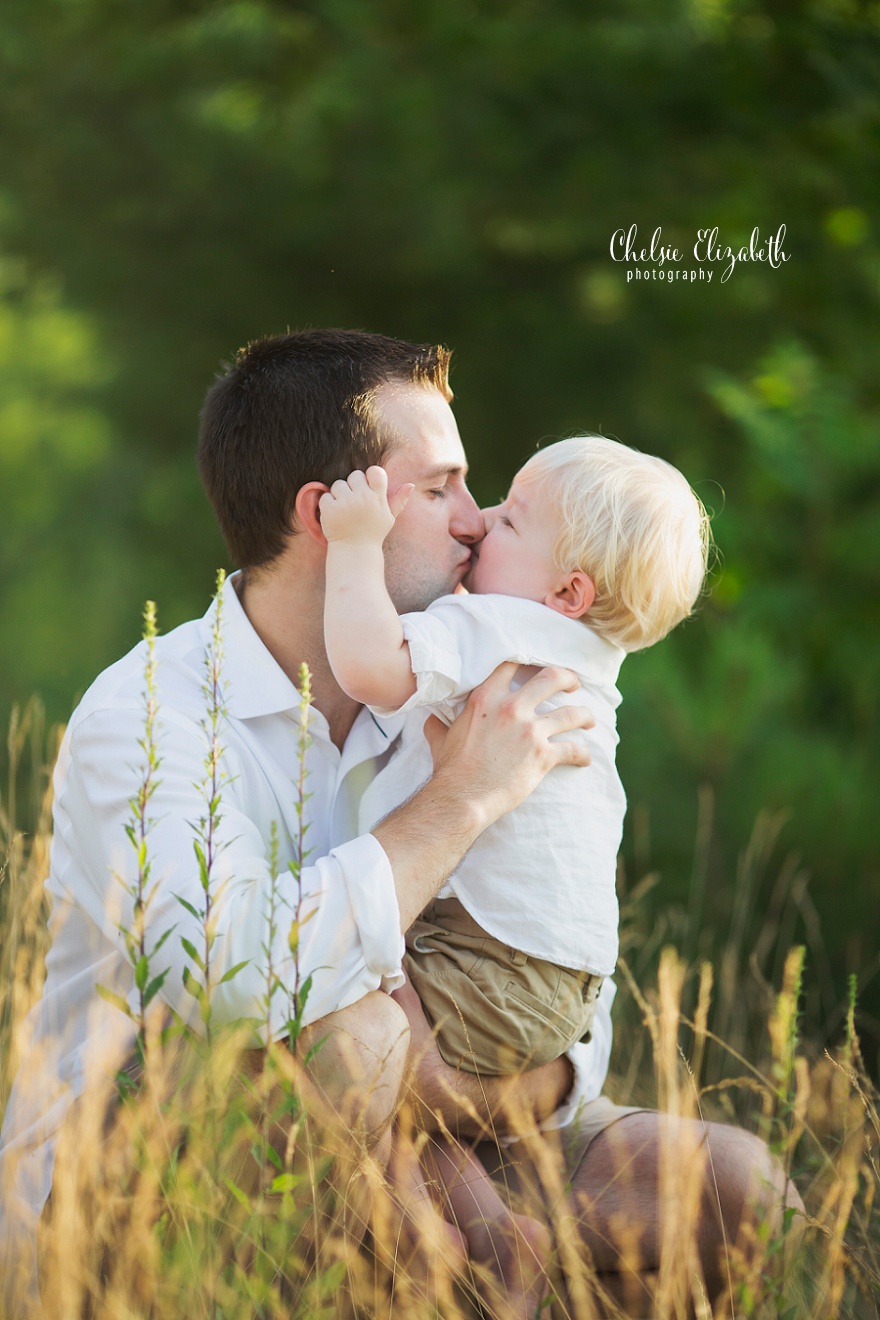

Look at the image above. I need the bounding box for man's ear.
[544,571,596,619]
[294,482,331,546]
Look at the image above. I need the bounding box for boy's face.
[465,475,561,602]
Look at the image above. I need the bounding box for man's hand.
[423,662,595,834]
[319,465,414,545]
[374,662,594,930]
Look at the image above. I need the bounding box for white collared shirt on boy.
[362,592,627,977]
[0,574,615,1310]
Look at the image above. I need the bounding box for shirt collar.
[199,572,306,721]
[200,574,407,742]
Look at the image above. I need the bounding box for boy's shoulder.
[420,593,625,688]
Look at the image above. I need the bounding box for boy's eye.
[499,515,513,527]
[429,487,447,499]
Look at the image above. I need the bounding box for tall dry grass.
[0,694,878,1318]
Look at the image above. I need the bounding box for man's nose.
[451,487,486,543]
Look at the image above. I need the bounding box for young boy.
[320,435,710,1314]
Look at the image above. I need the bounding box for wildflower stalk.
[262,820,282,1049]
[131,601,161,1037]
[97,600,173,1084]
[288,660,315,1056]
[179,569,247,1044]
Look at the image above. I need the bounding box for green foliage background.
[0,0,878,1063]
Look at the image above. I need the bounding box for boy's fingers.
[388,482,415,519]
[365,465,388,493]
[330,478,351,498]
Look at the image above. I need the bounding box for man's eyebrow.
[419,463,467,482]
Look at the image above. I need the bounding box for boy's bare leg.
[390,979,561,1314]
[423,1134,551,1320]
[370,1121,469,1313]
[393,978,571,1141]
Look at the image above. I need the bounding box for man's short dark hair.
[198,328,452,569]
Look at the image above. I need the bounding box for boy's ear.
[294,482,331,546]
[544,571,596,619]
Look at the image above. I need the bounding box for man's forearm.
[372,775,485,932]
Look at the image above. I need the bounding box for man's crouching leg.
[246,990,412,1167]
[239,989,412,1271]
[39,992,410,1317]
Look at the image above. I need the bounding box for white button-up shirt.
[363,593,627,975]
[0,575,615,1309]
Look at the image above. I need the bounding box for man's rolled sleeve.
[334,833,405,991]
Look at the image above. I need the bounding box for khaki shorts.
[404,896,604,1075]
[477,1095,645,1205]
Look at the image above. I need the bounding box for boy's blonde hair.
[519,436,711,652]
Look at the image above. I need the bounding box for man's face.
[377,382,484,613]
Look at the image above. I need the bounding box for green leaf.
[180,936,205,971]
[218,960,249,985]
[296,973,313,1012]
[182,965,204,1001]
[135,954,149,991]
[263,1142,283,1171]
[313,1260,346,1296]
[270,1172,303,1194]
[304,1033,329,1066]
[143,969,170,1007]
[152,925,176,954]
[224,1176,252,1209]
[174,894,201,920]
[95,985,133,1019]
[193,841,209,890]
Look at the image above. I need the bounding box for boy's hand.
[319,466,414,545]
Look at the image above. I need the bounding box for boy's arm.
[320,466,418,708]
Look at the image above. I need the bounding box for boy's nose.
[480,502,500,533]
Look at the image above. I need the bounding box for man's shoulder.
[68,614,209,733]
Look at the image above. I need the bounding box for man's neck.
[235,560,362,750]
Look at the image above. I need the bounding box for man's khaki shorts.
[478,1095,645,1208]
[404,896,604,1075]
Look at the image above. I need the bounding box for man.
[0,329,799,1315]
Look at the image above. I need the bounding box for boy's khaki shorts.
[403,896,604,1075]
